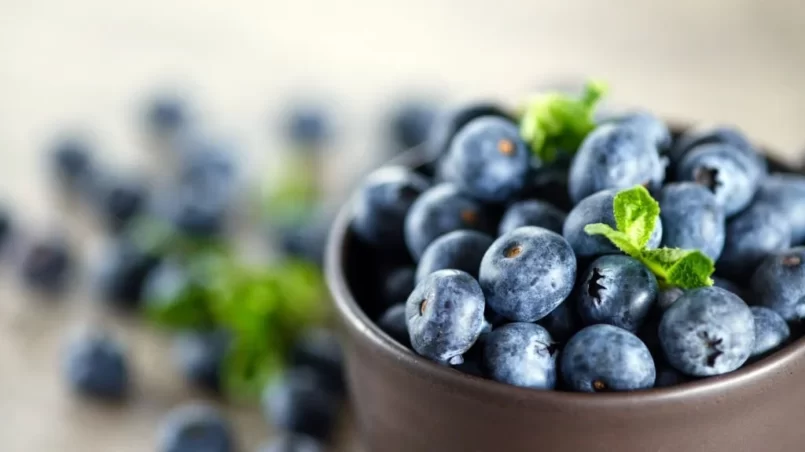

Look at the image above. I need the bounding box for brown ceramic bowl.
[325,134,805,452]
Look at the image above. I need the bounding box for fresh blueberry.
[577,255,658,332]
[352,166,431,251]
[50,136,96,192]
[404,183,487,260]
[654,363,690,388]
[96,239,161,309]
[158,403,235,452]
[425,101,510,160]
[563,188,662,258]
[453,333,487,377]
[258,434,324,452]
[519,167,572,211]
[676,143,760,217]
[440,116,530,202]
[751,247,805,323]
[717,202,791,279]
[659,287,754,377]
[277,210,332,267]
[262,367,340,440]
[602,111,672,151]
[749,306,790,359]
[671,125,765,176]
[753,174,805,244]
[92,175,148,233]
[479,226,576,322]
[712,276,746,299]
[498,199,566,236]
[415,230,493,283]
[0,208,11,250]
[568,122,666,204]
[283,103,331,148]
[537,299,580,343]
[381,266,415,310]
[63,330,129,399]
[172,330,230,393]
[405,269,486,365]
[561,324,655,392]
[483,323,557,390]
[165,186,228,238]
[388,100,438,151]
[657,287,685,312]
[20,236,71,293]
[377,304,410,348]
[289,328,345,396]
[145,94,189,135]
[657,182,725,260]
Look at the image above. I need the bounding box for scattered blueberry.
[658,182,725,260]
[753,174,805,244]
[659,287,754,377]
[258,433,324,452]
[96,239,161,309]
[498,199,566,236]
[749,306,790,360]
[20,236,71,293]
[93,175,148,233]
[172,330,230,393]
[277,210,332,267]
[289,328,345,396]
[537,299,580,343]
[63,330,129,399]
[415,230,493,283]
[50,136,95,192]
[405,269,486,365]
[145,94,189,135]
[284,104,331,148]
[483,323,557,390]
[0,207,11,249]
[404,183,487,260]
[479,226,576,322]
[388,100,438,151]
[425,101,510,160]
[561,324,656,392]
[717,202,791,279]
[377,304,410,348]
[751,247,805,323]
[158,403,235,452]
[563,188,662,258]
[262,367,340,440]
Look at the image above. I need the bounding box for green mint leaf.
[641,248,715,289]
[613,186,660,249]
[583,223,642,257]
[519,80,607,164]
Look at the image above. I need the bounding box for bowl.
[325,133,805,452]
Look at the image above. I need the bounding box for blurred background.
[1,1,804,451]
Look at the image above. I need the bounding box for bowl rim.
[325,142,805,409]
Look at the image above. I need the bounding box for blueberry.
[158,403,235,452]
[388,100,438,151]
[676,143,760,217]
[404,183,487,260]
[654,363,690,388]
[415,230,493,283]
[751,247,805,323]
[483,323,557,390]
[277,210,332,267]
[561,324,655,392]
[479,226,576,322]
[753,174,805,244]
[289,328,345,396]
[537,300,580,343]
[96,239,161,309]
[606,111,672,150]
[50,136,95,192]
[284,104,331,148]
[352,166,430,251]
[172,330,230,392]
[63,330,129,399]
[258,434,324,452]
[657,287,685,312]
[712,276,746,299]
[145,94,189,135]
[20,236,71,293]
[425,101,510,160]
[405,269,486,365]
[657,182,725,260]
[377,304,410,348]
[577,255,658,332]
[749,306,790,359]
[519,167,572,211]
[498,199,566,236]
[659,287,754,377]
[440,116,530,202]
[0,208,11,249]
[563,188,662,258]
[262,367,340,440]
[381,266,415,310]
[93,175,148,233]
[717,202,791,279]
[671,125,765,176]
[568,122,666,204]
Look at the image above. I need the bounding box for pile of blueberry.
[350,89,805,393]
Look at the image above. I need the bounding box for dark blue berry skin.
[63,331,129,399]
[50,137,95,192]
[483,323,557,390]
[20,237,71,294]
[519,168,572,211]
[0,208,11,250]
[563,189,663,258]
[751,247,805,323]
[262,367,339,440]
[352,166,431,251]
[577,255,658,332]
[93,176,148,233]
[405,270,486,365]
[172,330,230,393]
[568,122,667,204]
[96,239,161,310]
[749,306,790,359]
[389,101,438,151]
[277,217,330,268]
[712,276,746,300]
[381,266,415,311]
[658,182,725,261]
[258,434,324,452]
[654,363,690,388]
[441,116,531,202]
[145,95,188,135]
[159,404,235,452]
[425,101,510,161]
[479,226,576,322]
[659,287,754,377]
[377,304,410,348]
[561,324,656,392]
[676,143,760,217]
[753,174,805,244]
[289,329,345,396]
[717,202,791,280]
[607,111,672,151]
[671,125,765,177]
[404,183,487,260]
[657,287,685,312]
[537,300,580,343]
[415,230,493,283]
[284,104,331,148]
[498,199,566,236]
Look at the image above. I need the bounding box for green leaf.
[612,186,660,249]
[519,80,607,164]
[641,248,715,289]
[583,223,642,257]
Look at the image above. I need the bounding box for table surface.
[1,1,805,451]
